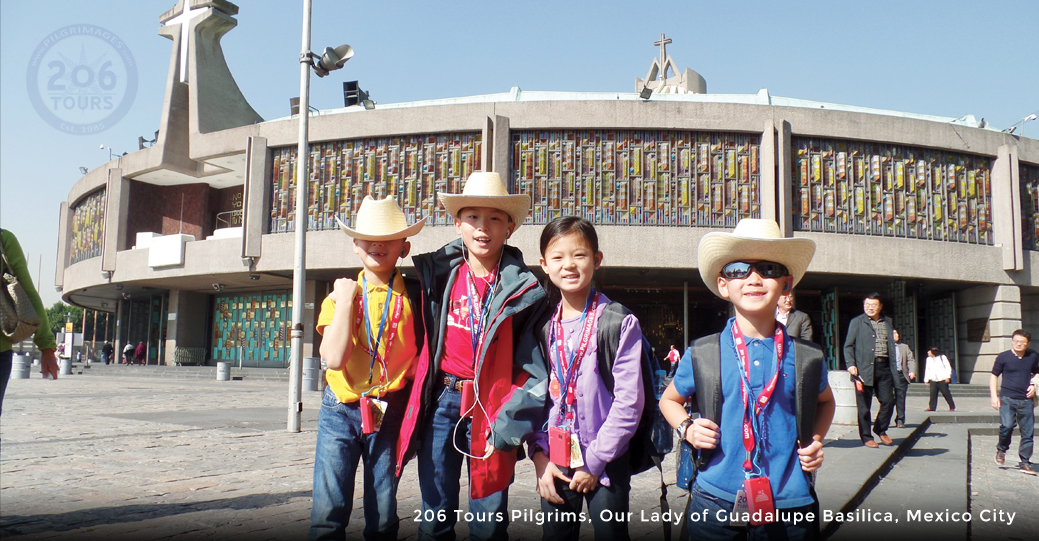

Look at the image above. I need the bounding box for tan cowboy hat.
[438,171,530,229]
[335,196,425,241]
[697,218,816,299]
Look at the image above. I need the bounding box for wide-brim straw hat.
[335,196,425,241]
[697,218,816,299]
[438,171,530,229]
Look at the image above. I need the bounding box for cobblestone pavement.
[1,373,1036,540]
[969,435,1039,541]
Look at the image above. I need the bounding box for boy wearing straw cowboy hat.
[659,219,835,539]
[396,171,548,541]
[310,195,426,541]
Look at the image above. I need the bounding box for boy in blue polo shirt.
[660,219,836,539]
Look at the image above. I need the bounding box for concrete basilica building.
[57,0,1039,382]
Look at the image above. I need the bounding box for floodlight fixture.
[79,167,89,174]
[639,87,653,100]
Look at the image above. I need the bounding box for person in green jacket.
[1,229,60,416]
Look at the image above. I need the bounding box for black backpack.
[594,302,674,474]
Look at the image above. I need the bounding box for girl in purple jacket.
[530,216,644,541]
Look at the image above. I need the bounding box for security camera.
[249,273,260,281]
[212,283,225,291]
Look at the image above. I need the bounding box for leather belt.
[442,375,473,391]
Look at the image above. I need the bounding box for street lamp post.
[288,0,352,432]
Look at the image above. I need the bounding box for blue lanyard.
[362,270,396,385]
[465,264,498,366]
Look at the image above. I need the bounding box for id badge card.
[360,396,388,434]
[744,476,776,525]
[459,380,476,418]
[569,432,585,468]
[730,489,749,527]
[548,425,570,467]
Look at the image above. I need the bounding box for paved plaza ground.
[1,365,1036,540]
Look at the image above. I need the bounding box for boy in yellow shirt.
[310,196,425,541]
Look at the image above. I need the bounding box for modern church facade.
[56,1,1039,382]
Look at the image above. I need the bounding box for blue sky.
[2,0,1036,307]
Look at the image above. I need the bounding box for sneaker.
[896,422,906,428]
[1021,463,1037,476]
[995,450,1005,466]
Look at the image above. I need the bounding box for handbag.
[0,234,41,344]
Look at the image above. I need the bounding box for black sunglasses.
[720,261,790,279]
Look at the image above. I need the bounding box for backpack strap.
[793,337,825,490]
[402,275,425,348]
[595,301,629,395]
[688,333,722,468]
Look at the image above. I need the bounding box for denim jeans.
[540,458,632,541]
[417,376,510,541]
[309,384,409,541]
[684,483,817,541]
[997,396,1035,465]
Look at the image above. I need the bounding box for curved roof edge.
[267,86,1008,134]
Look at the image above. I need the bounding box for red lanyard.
[553,292,599,424]
[354,273,405,387]
[731,320,785,472]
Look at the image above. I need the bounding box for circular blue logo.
[26,24,138,135]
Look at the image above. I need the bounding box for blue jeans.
[310,385,409,541]
[685,483,817,541]
[417,376,510,541]
[998,396,1035,465]
[540,458,632,541]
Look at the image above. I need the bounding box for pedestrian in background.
[102,342,114,365]
[135,342,146,365]
[923,347,955,412]
[843,293,897,448]
[990,330,1038,475]
[892,329,917,428]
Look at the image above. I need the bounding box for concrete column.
[759,118,777,222]
[242,136,268,259]
[992,146,1023,271]
[102,168,130,273]
[301,279,322,360]
[481,116,494,173]
[956,284,1022,382]
[776,120,794,236]
[492,115,511,178]
[54,201,70,290]
[163,289,210,365]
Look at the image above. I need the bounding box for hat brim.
[697,233,816,298]
[438,194,531,229]
[336,216,426,241]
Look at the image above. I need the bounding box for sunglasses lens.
[758,262,789,278]
[721,262,752,279]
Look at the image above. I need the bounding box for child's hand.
[797,435,825,472]
[329,278,358,305]
[532,452,571,504]
[569,468,599,494]
[687,418,720,450]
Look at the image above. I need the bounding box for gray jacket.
[843,313,898,386]
[895,343,917,381]
[784,310,813,342]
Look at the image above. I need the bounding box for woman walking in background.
[924,347,956,412]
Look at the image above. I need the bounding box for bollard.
[11,354,32,379]
[216,361,230,381]
[59,357,72,376]
[303,357,321,392]
[828,370,858,425]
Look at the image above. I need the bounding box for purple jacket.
[533,293,644,486]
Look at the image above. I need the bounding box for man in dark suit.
[892,329,918,428]
[843,292,898,448]
[777,291,813,341]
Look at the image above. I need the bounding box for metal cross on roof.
[654,33,672,78]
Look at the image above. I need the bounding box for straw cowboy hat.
[335,196,425,241]
[697,218,816,299]
[438,171,530,229]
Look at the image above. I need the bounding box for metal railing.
[215,210,243,229]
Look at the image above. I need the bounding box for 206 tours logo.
[26,24,138,135]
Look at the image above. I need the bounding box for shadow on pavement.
[0,490,311,535]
